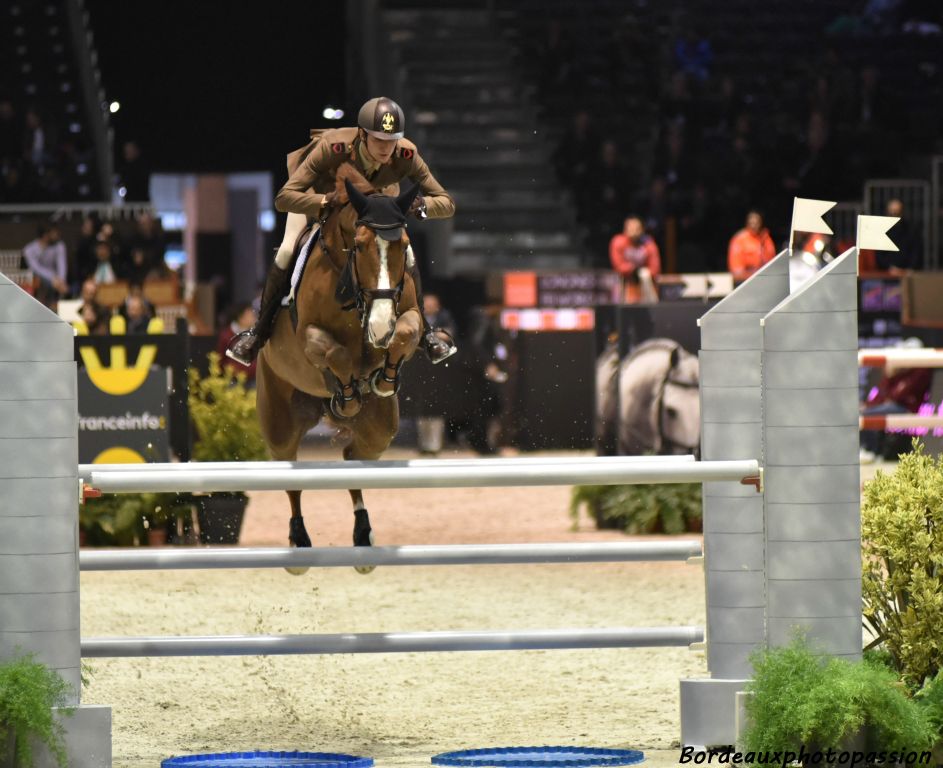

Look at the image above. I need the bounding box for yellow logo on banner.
[75,314,165,396]
[92,446,147,464]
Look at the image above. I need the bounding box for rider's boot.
[226,262,291,366]
[407,261,457,365]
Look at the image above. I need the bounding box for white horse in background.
[596,338,701,456]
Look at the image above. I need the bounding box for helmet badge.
[381,112,395,133]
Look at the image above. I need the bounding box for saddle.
[280,221,358,331]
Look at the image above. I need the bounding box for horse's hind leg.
[256,355,318,574]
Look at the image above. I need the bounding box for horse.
[255,164,423,574]
[595,338,701,456]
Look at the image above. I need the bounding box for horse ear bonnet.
[347,181,416,242]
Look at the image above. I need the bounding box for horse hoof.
[369,369,398,398]
[354,530,376,575]
[287,517,311,576]
[353,510,375,575]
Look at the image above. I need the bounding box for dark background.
[85,0,348,181]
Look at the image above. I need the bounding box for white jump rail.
[85,458,760,494]
[77,454,696,480]
[859,348,943,368]
[80,541,704,571]
[81,626,706,658]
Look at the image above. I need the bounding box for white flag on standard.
[857,215,900,252]
[791,197,837,236]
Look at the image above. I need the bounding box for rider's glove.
[409,193,427,219]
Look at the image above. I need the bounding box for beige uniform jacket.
[275,127,456,220]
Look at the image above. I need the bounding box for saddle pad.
[283,226,321,307]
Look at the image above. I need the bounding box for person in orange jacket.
[727,210,776,280]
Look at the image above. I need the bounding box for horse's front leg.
[370,309,421,398]
[304,325,362,418]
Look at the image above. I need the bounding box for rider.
[227,96,457,367]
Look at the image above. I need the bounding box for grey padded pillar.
[0,274,110,767]
[681,253,791,748]
[762,248,861,661]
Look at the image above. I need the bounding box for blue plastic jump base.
[160,751,374,768]
[430,747,645,767]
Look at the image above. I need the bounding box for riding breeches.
[275,212,309,269]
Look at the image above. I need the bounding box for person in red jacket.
[727,210,776,281]
[860,366,933,462]
[609,216,661,278]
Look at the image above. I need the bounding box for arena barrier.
[858,348,943,368]
[0,243,860,762]
[860,414,943,430]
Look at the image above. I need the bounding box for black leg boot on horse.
[408,261,457,365]
[227,262,292,366]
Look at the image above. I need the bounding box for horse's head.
[340,178,419,349]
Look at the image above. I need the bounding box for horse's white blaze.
[367,238,395,347]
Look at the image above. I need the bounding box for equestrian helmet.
[358,97,405,141]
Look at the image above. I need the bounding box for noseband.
[338,233,405,328]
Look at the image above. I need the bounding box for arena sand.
[80,446,711,767]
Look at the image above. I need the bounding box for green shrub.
[570,482,701,534]
[0,654,74,768]
[742,636,935,754]
[862,441,943,687]
[188,353,268,463]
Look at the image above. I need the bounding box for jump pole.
[79,540,704,571]
[81,626,706,658]
[78,454,697,481]
[86,458,760,494]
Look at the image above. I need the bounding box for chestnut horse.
[256,165,422,573]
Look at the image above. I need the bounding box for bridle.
[337,223,406,330]
[325,205,409,418]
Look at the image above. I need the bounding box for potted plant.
[0,654,73,768]
[78,493,145,547]
[570,482,702,533]
[139,492,194,546]
[188,353,268,544]
[741,636,938,760]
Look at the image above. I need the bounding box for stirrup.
[225,329,258,367]
[424,327,458,365]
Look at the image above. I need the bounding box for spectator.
[121,282,155,323]
[22,224,68,308]
[74,214,101,286]
[92,240,117,284]
[127,212,168,278]
[123,293,153,335]
[216,302,258,382]
[609,216,661,280]
[728,210,776,281]
[78,299,109,336]
[422,293,457,340]
[673,29,713,82]
[117,141,150,202]
[880,198,922,271]
[860,366,933,462]
[0,100,18,167]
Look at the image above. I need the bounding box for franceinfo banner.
[78,369,169,464]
